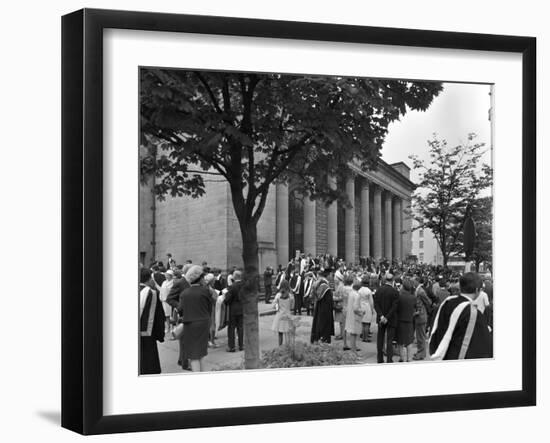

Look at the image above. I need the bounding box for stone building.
[139,160,415,271]
[411,222,444,265]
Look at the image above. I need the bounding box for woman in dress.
[345,280,364,353]
[358,276,374,342]
[396,277,417,362]
[271,281,294,346]
[333,274,353,349]
[178,265,213,372]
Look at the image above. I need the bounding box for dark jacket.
[415,286,431,324]
[224,280,244,317]
[166,277,190,312]
[397,289,416,323]
[178,285,212,323]
[374,283,400,327]
[264,268,273,286]
[213,275,226,292]
[153,271,166,287]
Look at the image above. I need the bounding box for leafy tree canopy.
[410,134,492,266]
[140,69,443,224]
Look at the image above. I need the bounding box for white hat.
[185,265,204,284]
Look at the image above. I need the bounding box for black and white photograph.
[138,69,494,374]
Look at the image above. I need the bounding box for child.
[271,281,295,346]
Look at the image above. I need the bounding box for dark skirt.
[397,321,414,346]
[140,337,161,374]
[183,319,210,360]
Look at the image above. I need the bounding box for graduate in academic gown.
[310,272,335,344]
[139,268,166,375]
[429,272,492,360]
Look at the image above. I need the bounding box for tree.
[410,134,492,267]
[463,196,493,271]
[140,69,442,368]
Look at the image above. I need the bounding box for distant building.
[411,222,443,265]
[139,160,416,270]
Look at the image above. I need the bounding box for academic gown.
[139,284,166,374]
[310,286,335,344]
[429,294,493,360]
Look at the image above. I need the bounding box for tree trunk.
[239,221,260,369]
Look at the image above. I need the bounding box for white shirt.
[473,290,490,314]
[159,279,174,302]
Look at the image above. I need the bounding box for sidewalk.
[157,301,424,373]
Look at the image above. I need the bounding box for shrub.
[261,341,359,368]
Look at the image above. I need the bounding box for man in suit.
[289,270,303,315]
[213,268,226,292]
[429,272,492,360]
[263,266,274,304]
[224,270,244,352]
[166,269,191,370]
[374,273,399,363]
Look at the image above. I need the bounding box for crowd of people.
[139,252,493,374]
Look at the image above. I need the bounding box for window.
[419,240,424,249]
[419,253,424,262]
[419,229,424,238]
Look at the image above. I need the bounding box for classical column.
[345,176,356,264]
[384,192,393,262]
[276,183,289,266]
[327,176,338,256]
[402,199,412,259]
[303,196,316,255]
[360,181,370,258]
[392,197,402,261]
[373,186,382,261]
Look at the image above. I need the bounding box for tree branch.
[194,72,222,114]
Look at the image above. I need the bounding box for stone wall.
[138,179,155,266]
[153,175,228,270]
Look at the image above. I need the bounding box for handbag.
[171,323,184,340]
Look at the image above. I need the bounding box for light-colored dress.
[159,279,174,317]
[271,292,295,333]
[345,289,363,335]
[358,286,374,323]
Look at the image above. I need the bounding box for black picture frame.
[61,8,536,435]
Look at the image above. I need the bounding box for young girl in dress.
[271,281,295,346]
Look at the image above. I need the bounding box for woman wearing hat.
[178,265,213,372]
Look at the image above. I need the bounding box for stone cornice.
[349,159,416,201]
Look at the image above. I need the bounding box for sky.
[381,82,493,184]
